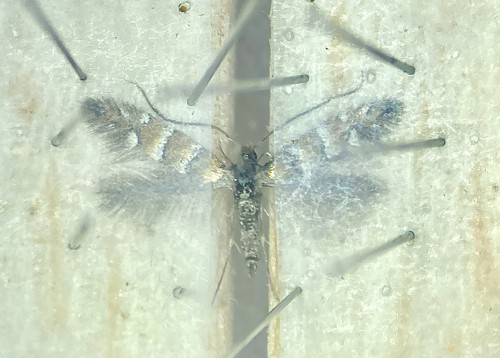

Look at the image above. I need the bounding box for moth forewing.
[81,97,214,223]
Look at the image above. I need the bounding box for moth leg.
[211,198,238,305]
[259,203,280,300]
[257,152,274,175]
[257,151,273,166]
[233,240,243,255]
[211,237,234,306]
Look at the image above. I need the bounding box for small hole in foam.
[178,2,191,13]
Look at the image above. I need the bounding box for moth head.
[240,145,258,163]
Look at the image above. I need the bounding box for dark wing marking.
[339,98,403,142]
[272,98,402,222]
[82,98,232,220]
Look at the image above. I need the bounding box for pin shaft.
[225,286,302,358]
[25,0,87,80]
[330,231,416,278]
[359,137,446,154]
[187,0,264,106]
[311,4,415,75]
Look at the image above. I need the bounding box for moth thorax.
[241,146,258,162]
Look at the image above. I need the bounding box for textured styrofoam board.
[0,1,233,357]
[270,1,499,357]
[2,1,498,357]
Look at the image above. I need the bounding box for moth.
[82,86,406,275]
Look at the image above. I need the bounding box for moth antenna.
[226,286,303,358]
[310,4,415,75]
[187,0,265,106]
[258,77,364,146]
[24,0,87,80]
[218,140,234,168]
[127,80,233,140]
